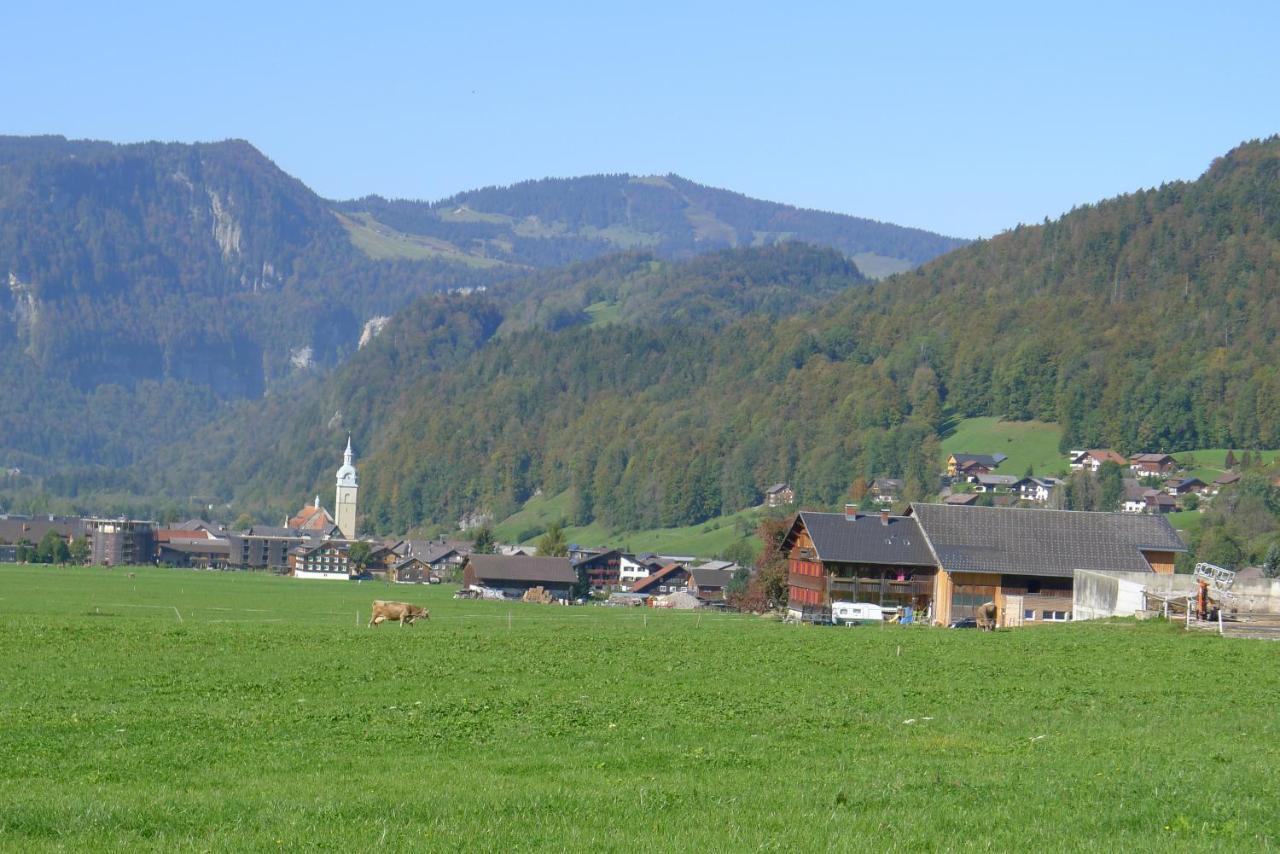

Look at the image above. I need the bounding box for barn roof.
[466,554,576,584]
[794,511,935,567]
[908,503,1186,578]
[690,567,736,589]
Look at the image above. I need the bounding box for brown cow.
[368,600,429,628]
[976,601,998,632]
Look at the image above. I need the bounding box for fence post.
[1218,608,1224,636]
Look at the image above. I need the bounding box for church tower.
[335,435,358,539]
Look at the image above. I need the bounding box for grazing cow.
[976,601,998,632]
[368,600,429,628]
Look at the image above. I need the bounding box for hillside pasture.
[1,565,1278,850]
[491,490,764,558]
[939,417,1065,477]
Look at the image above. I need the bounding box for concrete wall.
[1074,569,1280,618]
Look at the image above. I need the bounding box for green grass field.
[940,417,1066,477]
[1163,509,1206,539]
[2,565,1278,849]
[491,490,763,558]
[584,300,621,327]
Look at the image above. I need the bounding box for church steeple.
[335,435,358,538]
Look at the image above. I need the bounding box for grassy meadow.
[939,417,1066,477]
[2,564,1279,850]
[491,489,765,557]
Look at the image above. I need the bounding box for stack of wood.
[522,586,554,605]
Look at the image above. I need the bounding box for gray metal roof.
[797,512,935,566]
[690,567,737,588]
[909,503,1186,578]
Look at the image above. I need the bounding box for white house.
[619,555,651,585]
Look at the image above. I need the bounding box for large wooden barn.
[783,504,1186,624]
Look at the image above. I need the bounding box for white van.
[831,601,884,625]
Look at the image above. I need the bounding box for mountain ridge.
[0,135,958,479]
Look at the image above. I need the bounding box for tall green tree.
[68,536,90,565]
[536,523,568,558]
[471,526,496,555]
[36,530,70,564]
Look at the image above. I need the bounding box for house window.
[1041,610,1069,622]
[1024,609,1035,620]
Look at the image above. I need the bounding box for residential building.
[226,526,322,572]
[784,506,938,618]
[690,567,737,603]
[1070,449,1128,472]
[974,474,1020,493]
[293,540,355,580]
[0,515,82,549]
[618,554,652,585]
[1121,479,1149,514]
[572,548,622,590]
[1011,476,1062,503]
[871,478,904,503]
[764,483,795,507]
[947,453,1008,477]
[1167,477,1207,496]
[1129,453,1177,478]
[629,563,691,595]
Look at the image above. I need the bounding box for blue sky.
[5,2,1278,237]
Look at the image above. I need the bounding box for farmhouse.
[764,483,795,507]
[1129,453,1177,478]
[783,507,937,618]
[783,503,1185,625]
[908,504,1184,625]
[462,554,576,600]
[947,453,1007,478]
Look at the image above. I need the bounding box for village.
[4,438,1279,633]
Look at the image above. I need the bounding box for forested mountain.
[138,136,1280,536]
[136,244,871,523]
[335,174,967,278]
[0,136,496,472]
[0,136,948,478]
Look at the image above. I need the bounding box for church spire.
[335,434,359,539]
